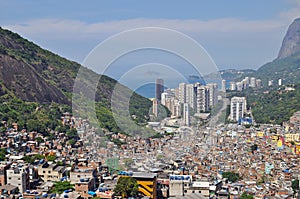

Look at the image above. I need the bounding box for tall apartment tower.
[155,79,164,101]
[221,79,226,92]
[230,82,237,91]
[152,99,158,117]
[183,103,190,126]
[161,92,168,106]
[196,86,210,113]
[207,83,218,107]
[178,83,186,104]
[250,77,256,88]
[186,84,197,109]
[230,97,247,122]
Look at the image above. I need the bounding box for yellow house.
[118,172,157,198]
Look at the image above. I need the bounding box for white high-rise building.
[230,97,247,122]
[173,99,182,117]
[183,103,190,126]
[161,92,168,106]
[207,83,218,107]
[250,77,256,88]
[221,79,226,92]
[186,84,197,109]
[236,82,243,91]
[178,83,186,104]
[230,82,237,91]
[242,78,249,90]
[196,86,210,113]
[278,79,282,86]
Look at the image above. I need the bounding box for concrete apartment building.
[75,177,96,199]
[179,82,186,104]
[186,84,197,109]
[207,83,218,107]
[0,162,10,186]
[37,162,66,182]
[183,103,190,126]
[230,96,247,122]
[196,86,210,113]
[69,166,98,187]
[6,164,29,193]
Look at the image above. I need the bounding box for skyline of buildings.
[158,79,219,125]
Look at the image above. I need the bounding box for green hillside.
[0,27,153,136]
[254,52,300,85]
[241,84,300,124]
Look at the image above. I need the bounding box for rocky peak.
[278,18,300,59]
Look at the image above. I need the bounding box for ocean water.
[135,77,207,98]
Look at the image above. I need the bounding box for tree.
[241,192,254,199]
[114,177,139,198]
[50,181,73,194]
[222,172,241,183]
[0,148,7,161]
[35,137,44,144]
[22,154,44,164]
[251,144,258,154]
[292,179,299,194]
[46,155,56,162]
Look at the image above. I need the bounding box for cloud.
[4,17,285,41]
[1,15,292,70]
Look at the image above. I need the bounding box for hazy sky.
[1,0,300,73]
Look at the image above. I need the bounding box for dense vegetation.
[246,84,300,124]
[222,172,241,183]
[292,179,299,194]
[0,94,70,133]
[50,181,74,194]
[241,192,254,199]
[227,83,300,125]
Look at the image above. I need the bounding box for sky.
[1,0,300,89]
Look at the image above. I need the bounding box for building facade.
[230,97,247,122]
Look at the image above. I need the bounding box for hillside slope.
[255,52,300,85]
[0,27,152,135]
